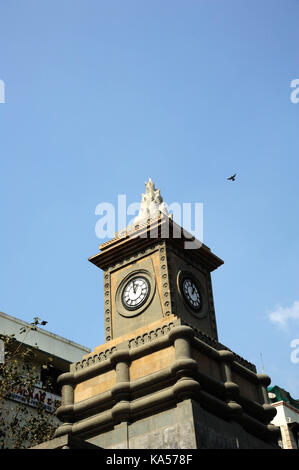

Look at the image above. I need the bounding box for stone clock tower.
[52,179,279,449]
[89,178,222,346]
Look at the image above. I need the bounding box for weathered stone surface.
[163,426,178,449]
[31,434,101,449]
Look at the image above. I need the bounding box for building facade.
[0,311,90,448]
[268,385,299,449]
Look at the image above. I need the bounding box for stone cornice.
[89,216,224,273]
[68,321,256,384]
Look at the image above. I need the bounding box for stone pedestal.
[54,322,280,449]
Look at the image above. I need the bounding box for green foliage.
[0,318,59,448]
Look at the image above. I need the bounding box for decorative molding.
[74,347,117,371]
[73,321,255,377]
[158,242,173,318]
[128,321,176,349]
[103,272,112,341]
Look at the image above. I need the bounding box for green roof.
[267,385,299,411]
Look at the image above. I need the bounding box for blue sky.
[0,1,299,396]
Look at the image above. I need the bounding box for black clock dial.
[122,276,150,310]
[182,278,201,311]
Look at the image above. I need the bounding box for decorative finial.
[134,178,170,224]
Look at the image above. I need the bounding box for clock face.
[182,278,201,311]
[122,276,150,310]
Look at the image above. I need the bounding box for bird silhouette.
[227,173,236,181]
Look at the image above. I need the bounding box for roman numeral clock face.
[122,276,150,310]
[182,278,202,311]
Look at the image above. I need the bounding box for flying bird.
[227,173,236,181]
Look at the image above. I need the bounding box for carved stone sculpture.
[134,178,170,224]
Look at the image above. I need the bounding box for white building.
[268,385,299,449]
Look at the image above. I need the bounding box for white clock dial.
[122,276,150,310]
[182,278,201,310]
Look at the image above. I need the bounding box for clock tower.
[54,179,279,449]
[89,178,222,344]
